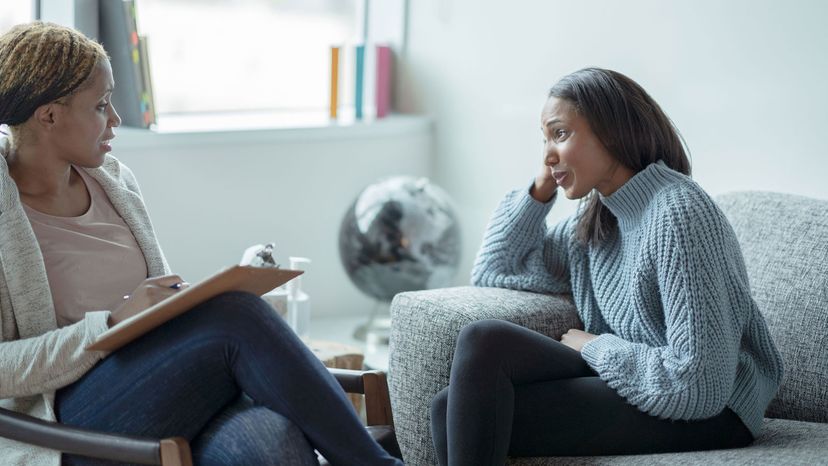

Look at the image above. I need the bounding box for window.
[0,1,34,32]
[134,0,363,115]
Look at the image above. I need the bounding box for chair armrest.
[0,371,392,466]
[388,286,580,466]
[324,368,402,463]
[329,368,394,426]
[0,407,191,465]
[328,367,365,393]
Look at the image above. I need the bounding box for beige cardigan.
[0,137,170,465]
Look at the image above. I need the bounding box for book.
[354,44,365,120]
[375,45,392,118]
[329,45,340,119]
[137,35,156,127]
[99,0,154,128]
[85,265,303,352]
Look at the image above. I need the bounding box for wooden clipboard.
[86,265,303,352]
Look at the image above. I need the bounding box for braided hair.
[0,21,108,128]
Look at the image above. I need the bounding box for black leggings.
[430,319,753,466]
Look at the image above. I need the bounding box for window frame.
[37,0,408,131]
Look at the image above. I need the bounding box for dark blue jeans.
[56,291,402,466]
[431,319,753,466]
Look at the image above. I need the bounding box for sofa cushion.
[506,417,828,465]
[715,191,828,423]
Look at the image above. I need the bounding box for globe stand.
[353,301,392,345]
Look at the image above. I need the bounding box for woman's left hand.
[560,329,598,352]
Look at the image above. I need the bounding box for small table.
[306,339,365,370]
[310,315,390,372]
[305,339,365,414]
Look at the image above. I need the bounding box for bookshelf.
[42,0,407,131]
[98,0,155,128]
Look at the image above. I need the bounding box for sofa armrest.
[388,286,580,466]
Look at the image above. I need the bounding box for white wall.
[38,0,99,39]
[398,0,828,284]
[113,117,431,317]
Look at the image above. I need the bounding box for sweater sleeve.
[581,196,743,421]
[0,311,110,399]
[471,185,575,294]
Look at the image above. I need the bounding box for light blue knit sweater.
[471,161,784,437]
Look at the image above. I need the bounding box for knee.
[430,387,449,420]
[198,291,285,329]
[254,410,318,466]
[456,319,511,354]
[430,387,449,434]
[194,405,317,466]
[182,291,294,344]
[205,291,271,316]
[452,319,519,371]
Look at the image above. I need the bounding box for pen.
[123,282,184,300]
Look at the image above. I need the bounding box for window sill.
[113,112,431,150]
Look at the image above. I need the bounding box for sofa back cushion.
[716,191,828,423]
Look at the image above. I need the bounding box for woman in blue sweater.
[430,68,784,465]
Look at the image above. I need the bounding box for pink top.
[23,167,148,327]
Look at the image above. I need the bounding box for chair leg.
[159,437,192,466]
[363,371,394,427]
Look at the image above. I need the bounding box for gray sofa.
[388,191,828,465]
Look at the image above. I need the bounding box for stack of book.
[329,44,393,121]
[99,0,156,129]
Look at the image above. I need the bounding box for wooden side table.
[305,339,365,414]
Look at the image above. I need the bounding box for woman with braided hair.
[0,22,402,466]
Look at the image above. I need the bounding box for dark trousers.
[430,319,753,466]
[56,291,401,466]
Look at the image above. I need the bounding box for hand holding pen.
[110,275,189,327]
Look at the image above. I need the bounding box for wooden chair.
[322,368,401,464]
[0,368,400,465]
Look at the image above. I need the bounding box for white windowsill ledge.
[113,112,431,150]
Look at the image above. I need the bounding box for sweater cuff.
[83,311,112,355]
[509,181,556,230]
[524,179,558,206]
[581,333,627,372]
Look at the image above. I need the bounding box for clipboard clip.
[255,243,279,268]
[241,243,280,268]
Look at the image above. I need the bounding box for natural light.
[135,0,360,115]
[0,1,33,32]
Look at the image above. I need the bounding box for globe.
[339,176,462,302]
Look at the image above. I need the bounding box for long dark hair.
[549,68,691,244]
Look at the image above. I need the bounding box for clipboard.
[86,265,303,352]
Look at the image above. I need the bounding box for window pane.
[134,0,361,114]
[0,1,33,32]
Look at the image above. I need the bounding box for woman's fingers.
[112,276,185,326]
[146,274,185,288]
[146,284,178,299]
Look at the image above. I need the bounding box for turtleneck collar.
[599,160,688,232]
[1,136,10,164]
